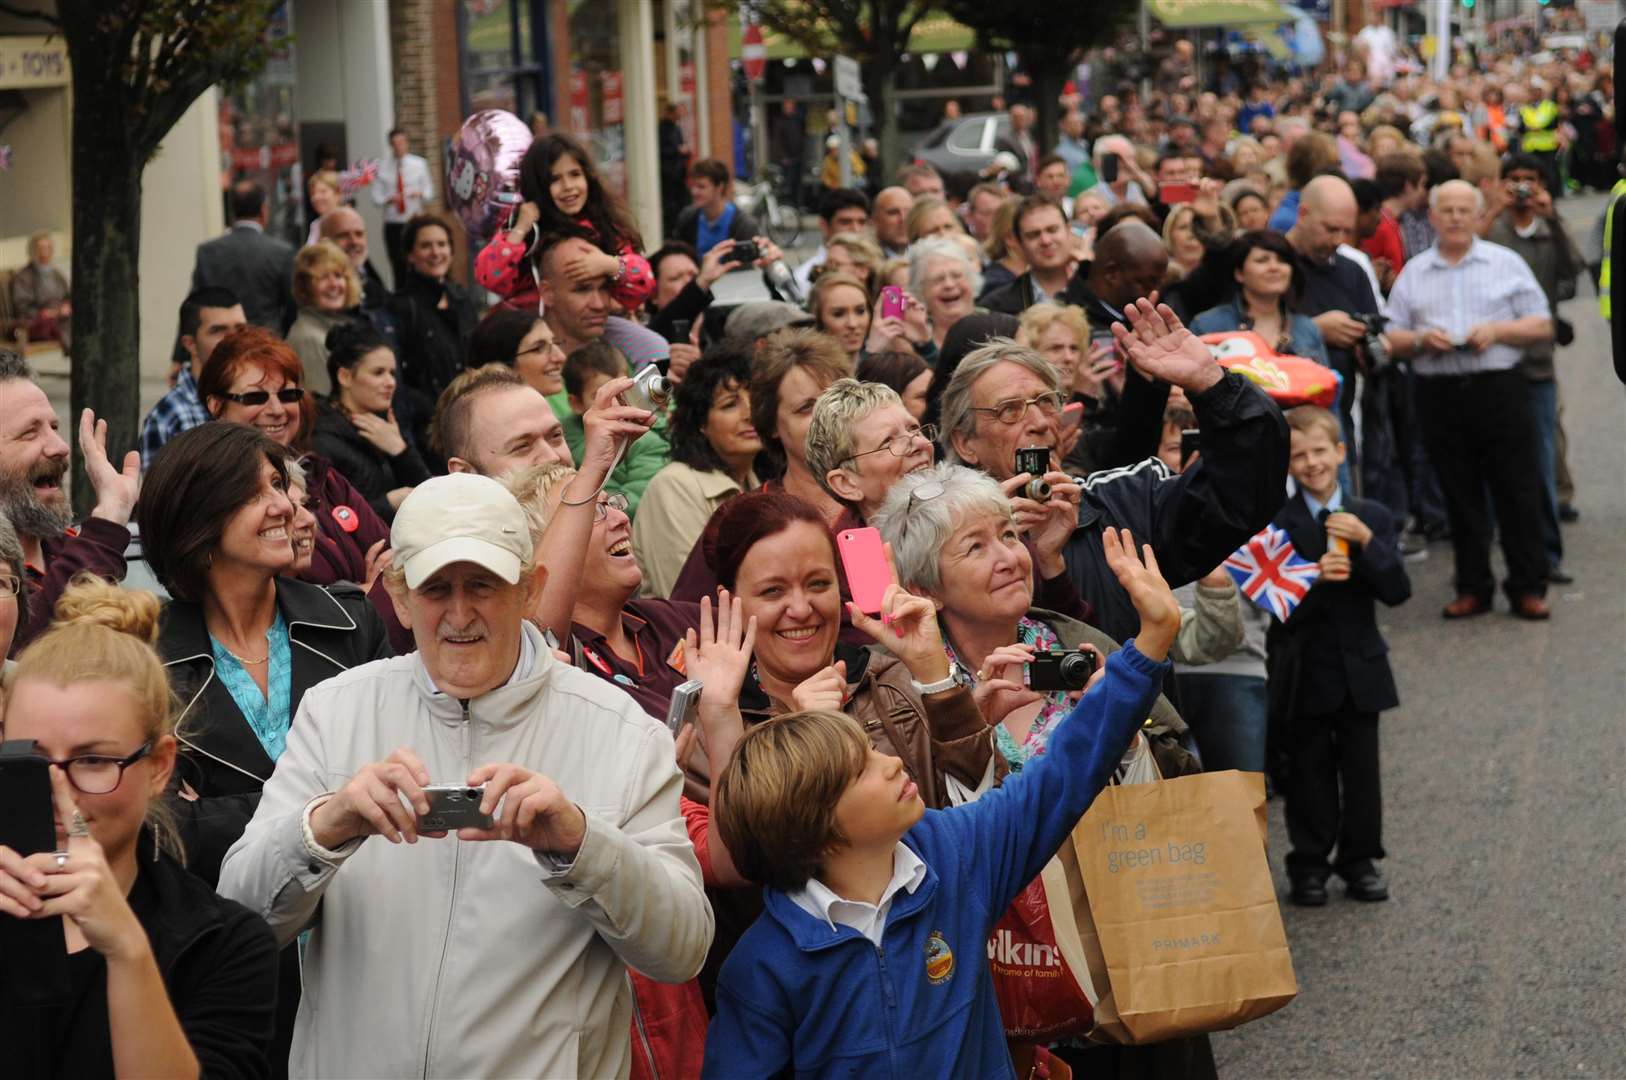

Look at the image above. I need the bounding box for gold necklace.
[223,647,269,666]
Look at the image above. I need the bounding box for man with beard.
[0,351,141,655]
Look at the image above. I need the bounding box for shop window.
[461,0,549,124]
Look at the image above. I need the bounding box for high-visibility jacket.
[1599,178,1626,319]
[1521,100,1561,153]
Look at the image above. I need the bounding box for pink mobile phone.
[836,527,892,616]
[880,285,907,320]
[1060,400,1085,433]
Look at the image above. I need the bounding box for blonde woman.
[305,170,344,245]
[905,196,962,244]
[285,240,363,395]
[1017,302,1092,397]
[0,580,279,1075]
[819,231,883,295]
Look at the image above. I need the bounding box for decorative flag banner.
[338,158,380,198]
[1224,524,1320,621]
[0,145,12,171]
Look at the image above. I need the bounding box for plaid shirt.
[138,366,210,470]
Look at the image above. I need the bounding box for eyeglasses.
[970,392,1065,426]
[220,388,303,407]
[0,573,19,599]
[34,741,154,795]
[515,337,559,360]
[844,424,937,465]
[594,492,630,521]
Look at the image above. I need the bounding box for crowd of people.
[0,17,1604,1078]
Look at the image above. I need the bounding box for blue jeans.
[1402,365,1447,532]
[1525,377,1563,569]
[1175,673,1269,775]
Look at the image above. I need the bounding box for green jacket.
[545,392,672,519]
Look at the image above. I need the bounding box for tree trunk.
[67,69,144,518]
[869,61,903,182]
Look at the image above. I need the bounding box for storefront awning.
[1148,0,1298,28]
[728,12,976,61]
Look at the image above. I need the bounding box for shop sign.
[0,36,69,89]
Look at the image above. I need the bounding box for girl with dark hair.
[1189,229,1330,366]
[632,343,762,597]
[857,349,932,421]
[466,306,565,397]
[474,133,654,314]
[311,321,431,522]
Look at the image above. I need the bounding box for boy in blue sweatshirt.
[702,528,1180,1079]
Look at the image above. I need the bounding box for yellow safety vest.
[1600,179,1626,319]
[1520,101,1560,153]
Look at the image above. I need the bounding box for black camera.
[1353,311,1393,376]
[1024,648,1097,692]
[1513,181,1535,204]
[1014,446,1052,500]
[727,241,760,264]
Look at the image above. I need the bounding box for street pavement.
[36,192,1625,1079]
[1211,191,1626,1078]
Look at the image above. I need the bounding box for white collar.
[790,842,927,941]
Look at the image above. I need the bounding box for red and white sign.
[603,71,624,126]
[742,21,767,82]
[569,68,589,132]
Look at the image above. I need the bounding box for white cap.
[390,474,534,589]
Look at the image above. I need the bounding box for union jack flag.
[1223,525,1320,621]
[338,158,380,198]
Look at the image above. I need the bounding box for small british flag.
[338,158,380,198]
[1223,525,1321,621]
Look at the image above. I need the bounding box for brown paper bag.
[1060,769,1297,1043]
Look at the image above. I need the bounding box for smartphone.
[880,285,907,320]
[1100,154,1120,184]
[0,741,71,1004]
[666,679,704,735]
[836,526,892,616]
[1179,428,1200,469]
[665,318,692,346]
[1089,331,1121,373]
[1159,182,1198,205]
[418,784,495,832]
[1060,400,1085,434]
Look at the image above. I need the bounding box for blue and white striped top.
[1386,237,1550,378]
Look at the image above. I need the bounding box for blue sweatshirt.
[702,641,1170,1079]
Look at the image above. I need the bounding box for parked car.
[911,111,1028,182]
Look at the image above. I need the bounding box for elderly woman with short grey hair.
[803,378,935,523]
[874,463,1201,774]
[0,508,25,696]
[907,236,982,351]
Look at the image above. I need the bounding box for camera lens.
[1057,652,1095,689]
[1024,478,1053,501]
[465,788,481,801]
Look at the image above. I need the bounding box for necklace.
[223,646,269,666]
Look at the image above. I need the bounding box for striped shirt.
[1386,238,1550,377]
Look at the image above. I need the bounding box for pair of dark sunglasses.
[221,388,303,406]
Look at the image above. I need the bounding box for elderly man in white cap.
[218,473,712,1079]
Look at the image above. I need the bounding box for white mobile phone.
[666,679,704,735]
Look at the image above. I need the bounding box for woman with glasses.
[803,378,937,526]
[141,423,390,1078]
[0,578,279,1077]
[633,342,763,598]
[311,321,431,523]
[199,327,398,622]
[467,306,567,399]
[908,236,983,353]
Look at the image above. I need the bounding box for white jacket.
[217,623,712,1079]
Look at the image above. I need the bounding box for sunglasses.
[221,388,303,407]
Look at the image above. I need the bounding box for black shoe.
[1422,522,1452,543]
[1290,879,1329,906]
[1548,565,1575,585]
[1558,503,1580,523]
[1344,870,1389,902]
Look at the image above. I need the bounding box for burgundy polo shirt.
[570,598,702,722]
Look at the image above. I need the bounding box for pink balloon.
[445,110,532,244]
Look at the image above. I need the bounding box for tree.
[943,1,1138,156]
[719,0,943,182]
[0,0,282,512]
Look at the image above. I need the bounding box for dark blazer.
[387,269,478,448]
[191,222,296,332]
[159,578,392,886]
[1266,490,1411,719]
[978,271,1046,315]
[310,402,433,524]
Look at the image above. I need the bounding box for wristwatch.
[912,662,971,696]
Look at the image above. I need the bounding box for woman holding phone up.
[0,580,278,1078]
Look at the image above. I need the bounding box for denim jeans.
[1360,370,1409,520]
[1175,673,1269,775]
[1525,377,1563,569]
[1401,364,1448,532]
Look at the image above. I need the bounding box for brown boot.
[1511,594,1551,621]
[1442,594,1492,619]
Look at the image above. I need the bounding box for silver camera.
[623,361,673,413]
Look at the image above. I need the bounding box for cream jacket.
[217,623,712,1079]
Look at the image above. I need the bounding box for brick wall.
[389,0,470,281]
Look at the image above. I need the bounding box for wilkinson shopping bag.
[987,857,1095,1040]
[1070,770,1297,1043]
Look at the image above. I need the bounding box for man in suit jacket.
[1267,406,1410,907]
[191,181,296,333]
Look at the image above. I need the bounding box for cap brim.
[401,536,524,589]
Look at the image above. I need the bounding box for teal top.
[210,611,293,763]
